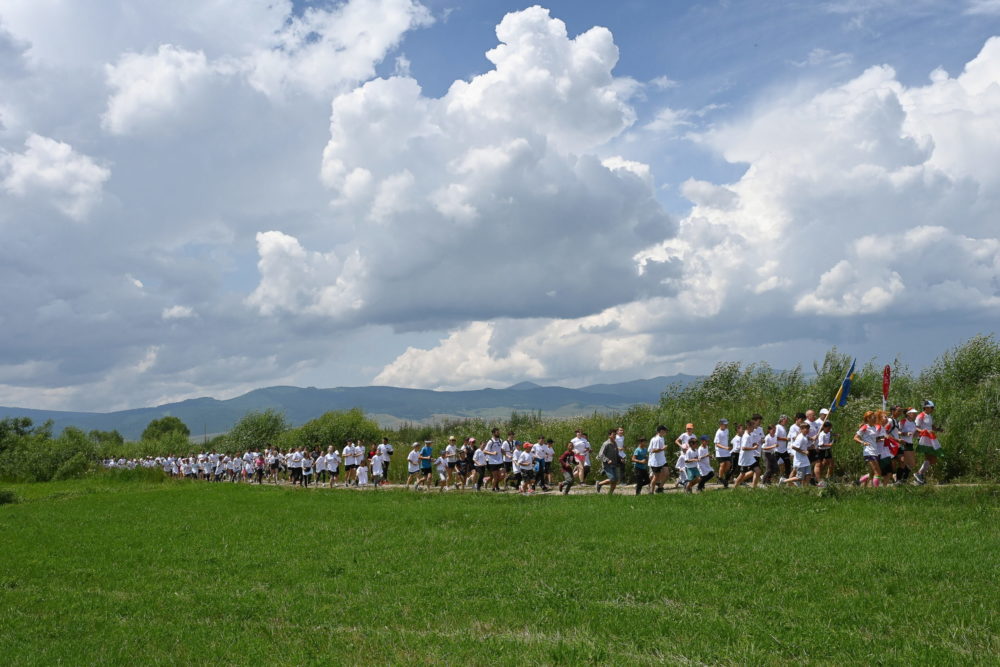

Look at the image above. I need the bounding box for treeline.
[1,335,998,483]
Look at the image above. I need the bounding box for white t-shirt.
[371,456,383,476]
[791,432,812,468]
[326,452,340,470]
[915,412,938,449]
[444,444,457,462]
[898,419,916,444]
[356,464,368,485]
[501,440,514,463]
[762,434,777,454]
[544,444,555,462]
[684,447,701,470]
[697,445,713,476]
[531,443,545,460]
[435,456,447,474]
[289,452,302,469]
[713,428,730,459]
[677,432,694,451]
[807,420,823,446]
[406,450,420,473]
[737,435,757,467]
[377,443,392,464]
[472,449,487,467]
[484,438,503,465]
[775,424,789,454]
[571,437,591,465]
[788,423,802,444]
[342,445,355,466]
[315,455,327,472]
[517,450,534,472]
[817,431,832,450]
[648,435,667,467]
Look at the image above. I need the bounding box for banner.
[882,364,891,410]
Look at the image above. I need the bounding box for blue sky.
[0,0,998,409]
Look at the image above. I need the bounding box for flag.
[829,358,856,414]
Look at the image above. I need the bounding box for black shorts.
[345,464,356,471]
[902,443,914,452]
[878,458,894,475]
[504,462,513,472]
[584,465,591,476]
[815,449,832,461]
[420,467,432,476]
[807,450,818,462]
[487,463,502,472]
[650,464,665,473]
[269,462,279,470]
[740,463,760,473]
[447,461,457,469]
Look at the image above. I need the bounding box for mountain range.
[0,375,697,441]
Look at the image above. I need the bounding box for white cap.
[819,408,830,415]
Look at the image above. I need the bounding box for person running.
[517,443,535,494]
[761,424,778,486]
[648,425,669,493]
[571,430,590,484]
[356,456,369,487]
[696,435,715,491]
[772,415,791,482]
[913,401,941,485]
[558,442,576,495]
[615,427,627,484]
[254,452,265,484]
[288,448,302,486]
[854,411,882,487]
[369,449,383,487]
[301,451,313,488]
[632,437,650,495]
[531,437,547,492]
[341,441,357,487]
[682,442,701,493]
[713,419,732,488]
[325,447,341,488]
[876,410,896,484]
[484,429,504,492]
[596,429,621,494]
[433,453,447,491]
[405,442,421,489]
[501,431,517,488]
[898,407,919,483]
[377,438,394,486]
[731,423,760,488]
[782,426,813,487]
[471,441,488,491]
[544,438,556,488]
[444,437,460,489]
[415,440,434,491]
[814,421,833,486]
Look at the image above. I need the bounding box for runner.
[731,423,760,489]
[415,440,434,491]
[898,407,919,483]
[405,442,421,489]
[695,435,715,491]
[596,429,621,494]
[517,443,535,494]
[377,437,393,486]
[714,419,732,488]
[648,425,669,493]
[854,411,881,487]
[325,446,341,488]
[558,442,576,495]
[484,428,504,492]
[682,441,701,493]
[815,421,833,486]
[444,437,460,489]
[913,401,941,485]
[471,440,487,491]
[781,425,813,487]
[632,437,650,495]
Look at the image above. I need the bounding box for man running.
[913,401,942,485]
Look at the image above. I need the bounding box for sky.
[0,0,998,411]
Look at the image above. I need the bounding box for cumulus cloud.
[162,305,195,320]
[102,45,215,135]
[1,133,110,219]
[252,6,675,327]
[376,36,1000,389]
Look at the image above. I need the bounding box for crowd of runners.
[105,402,943,493]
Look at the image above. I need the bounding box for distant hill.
[0,375,696,440]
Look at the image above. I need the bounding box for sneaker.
[558,482,564,492]
[595,482,602,494]
[778,477,787,485]
[913,473,926,486]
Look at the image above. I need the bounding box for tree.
[141,416,191,442]
[293,409,381,451]
[226,409,289,452]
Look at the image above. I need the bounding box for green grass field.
[1,479,998,665]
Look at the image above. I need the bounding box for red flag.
[882,365,891,410]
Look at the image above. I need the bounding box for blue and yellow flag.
[828,358,856,414]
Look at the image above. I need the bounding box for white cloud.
[376,36,1000,389]
[102,45,215,135]
[253,6,674,327]
[1,133,110,219]
[162,305,195,320]
[792,48,854,68]
[965,0,1000,15]
[648,75,678,90]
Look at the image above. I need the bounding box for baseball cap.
[923,400,935,408]
[523,443,532,450]
[411,442,419,447]
[719,418,729,424]
[699,435,709,441]
[906,408,918,414]
[819,408,830,415]
[469,437,476,443]
[424,439,433,444]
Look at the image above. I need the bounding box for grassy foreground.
[1,480,998,665]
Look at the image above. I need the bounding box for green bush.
[0,488,18,505]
